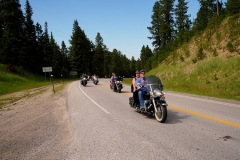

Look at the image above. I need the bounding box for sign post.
[42,67,52,80]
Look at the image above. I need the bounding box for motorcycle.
[110,76,123,93]
[129,75,168,123]
[93,76,99,85]
[80,76,87,87]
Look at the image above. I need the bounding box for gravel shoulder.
[0,83,74,160]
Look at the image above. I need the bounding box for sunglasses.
[140,72,145,74]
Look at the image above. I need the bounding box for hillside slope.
[149,15,240,101]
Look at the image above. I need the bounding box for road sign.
[42,67,52,72]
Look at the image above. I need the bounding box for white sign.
[42,67,52,72]
[70,71,78,75]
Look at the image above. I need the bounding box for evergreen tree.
[193,0,216,32]
[0,0,24,65]
[0,0,3,61]
[226,0,240,16]
[35,22,44,74]
[174,0,192,44]
[69,20,92,75]
[159,0,175,47]
[140,45,153,68]
[93,32,104,76]
[130,56,136,76]
[50,32,62,77]
[121,54,131,77]
[147,1,162,51]
[42,22,53,67]
[60,41,70,77]
[135,58,142,71]
[21,0,37,72]
[103,49,111,77]
[148,0,175,51]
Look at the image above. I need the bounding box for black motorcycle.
[93,76,99,85]
[129,75,168,123]
[80,76,87,87]
[110,76,123,93]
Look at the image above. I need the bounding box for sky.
[19,0,227,59]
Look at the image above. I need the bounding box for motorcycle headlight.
[153,89,162,96]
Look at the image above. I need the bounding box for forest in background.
[0,0,240,78]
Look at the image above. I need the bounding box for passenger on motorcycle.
[131,70,140,107]
[135,70,150,111]
[110,73,117,89]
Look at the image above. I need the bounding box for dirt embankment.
[0,83,74,160]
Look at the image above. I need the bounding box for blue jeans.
[138,90,146,108]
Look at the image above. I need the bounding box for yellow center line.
[168,105,240,128]
[99,83,240,128]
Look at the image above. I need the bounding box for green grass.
[122,78,132,86]
[0,63,76,96]
[148,56,240,101]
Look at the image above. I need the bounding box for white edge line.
[78,83,110,114]
[167,92,240,108]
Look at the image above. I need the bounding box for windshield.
[146,75,163,91]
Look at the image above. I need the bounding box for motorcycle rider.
[135,70,150,111]
[131,70,140,107]
[110,73,117,90]
[80,73,87,85]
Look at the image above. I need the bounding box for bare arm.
[132,78,136,92]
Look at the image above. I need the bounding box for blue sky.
[19,0,227,59]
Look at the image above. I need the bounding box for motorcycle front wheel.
[118,88,121,93]
[155,104,167,123]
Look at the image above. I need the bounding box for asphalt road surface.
[67,78,240,160]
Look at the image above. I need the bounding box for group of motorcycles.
[80,75,99,87]
[80,74,168,123]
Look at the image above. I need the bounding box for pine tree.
[21,0,37,72]
[60,41,70,77]
[226,0,240,16]
[147,1,162,51]
[69,20,92,75]
[174,0,191,44]
[193,0,216,32]
[140,45,153,71]
[0,0,25,65]
[50,32,63,77]
[103,50,111,77]
[93,32,104,76]
[42,22,53,67]
[0,0,3,61]
[148,0,175,51]
[35,22,44,74]
[130,56,136,76]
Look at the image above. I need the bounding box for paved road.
[67,78,240,160]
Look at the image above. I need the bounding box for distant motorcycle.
[110,76,123,93]
[93,76,99,85]
[80,76,87,87]
[129,75,168,123]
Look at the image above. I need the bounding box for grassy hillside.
[148,15,240,101]
[0,64,63,96]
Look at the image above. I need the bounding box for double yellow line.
[169,105,240,128]
[100,83,240,128]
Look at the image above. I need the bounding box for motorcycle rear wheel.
[155,104,167,123]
